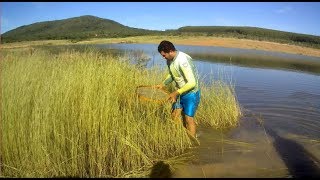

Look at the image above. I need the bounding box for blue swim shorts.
[172,90,201,117]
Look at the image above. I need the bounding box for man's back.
[168,51,199,94]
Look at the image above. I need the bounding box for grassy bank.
[1,46,241,177]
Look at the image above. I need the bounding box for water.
[94,43,320,177]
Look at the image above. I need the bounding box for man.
[155,40,201,138]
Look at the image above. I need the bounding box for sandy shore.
[72,36,320,58]
[167,37,320,58]
[2,36,320,58]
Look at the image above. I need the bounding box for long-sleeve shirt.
[162,51,199,95]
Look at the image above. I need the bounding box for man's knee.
[185,115,196,125]
[171,108,182,122]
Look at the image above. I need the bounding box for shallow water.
[173,65,320,178]
[94,43,320,177]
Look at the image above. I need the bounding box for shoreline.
[2,36,320,58]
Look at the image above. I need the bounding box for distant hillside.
[1,15,320,49]
[1,15,162,43]
[177,26,320,49]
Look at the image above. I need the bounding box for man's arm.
[162,74,173,86]
[155,74,172,89]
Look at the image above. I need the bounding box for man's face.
[160,51,174,61]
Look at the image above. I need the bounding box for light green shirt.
[162,51,199,95]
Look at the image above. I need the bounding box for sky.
[1,2,320,36]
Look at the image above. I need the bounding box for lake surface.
[94,43,320,177]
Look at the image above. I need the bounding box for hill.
[1,15,162,43]
[176,26,320,49]
[1,15,320,49]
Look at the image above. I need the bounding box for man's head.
[158,40,176,61]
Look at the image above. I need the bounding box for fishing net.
[136,85,170,104]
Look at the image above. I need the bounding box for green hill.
[1,15,162,43]
[177,26,320,49]
[1,15,320,49]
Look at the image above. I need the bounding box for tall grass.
[1,47,241,177]
[197,81,242,130]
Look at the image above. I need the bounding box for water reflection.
[192,52,320,75]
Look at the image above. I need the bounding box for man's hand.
[168,90,180,103]
[154,84,164,89]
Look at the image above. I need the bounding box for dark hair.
[158,40,176,53]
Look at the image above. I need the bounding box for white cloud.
[214,17,236,26]
[263,23,298,34]
[275,6,293,14]
[30,2,51,9]
[1,16,9,33]
[1,16,9,26]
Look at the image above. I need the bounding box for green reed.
[1,47,241,177]
[197,80,242,130]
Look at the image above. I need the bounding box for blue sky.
[1,2,320,36]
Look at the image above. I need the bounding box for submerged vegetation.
[1,46,241,177]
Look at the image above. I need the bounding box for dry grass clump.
[1,47,241,177]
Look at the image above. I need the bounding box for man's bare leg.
[171,108,182,124]
[172,109,197,140]
[184,115,196,138]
